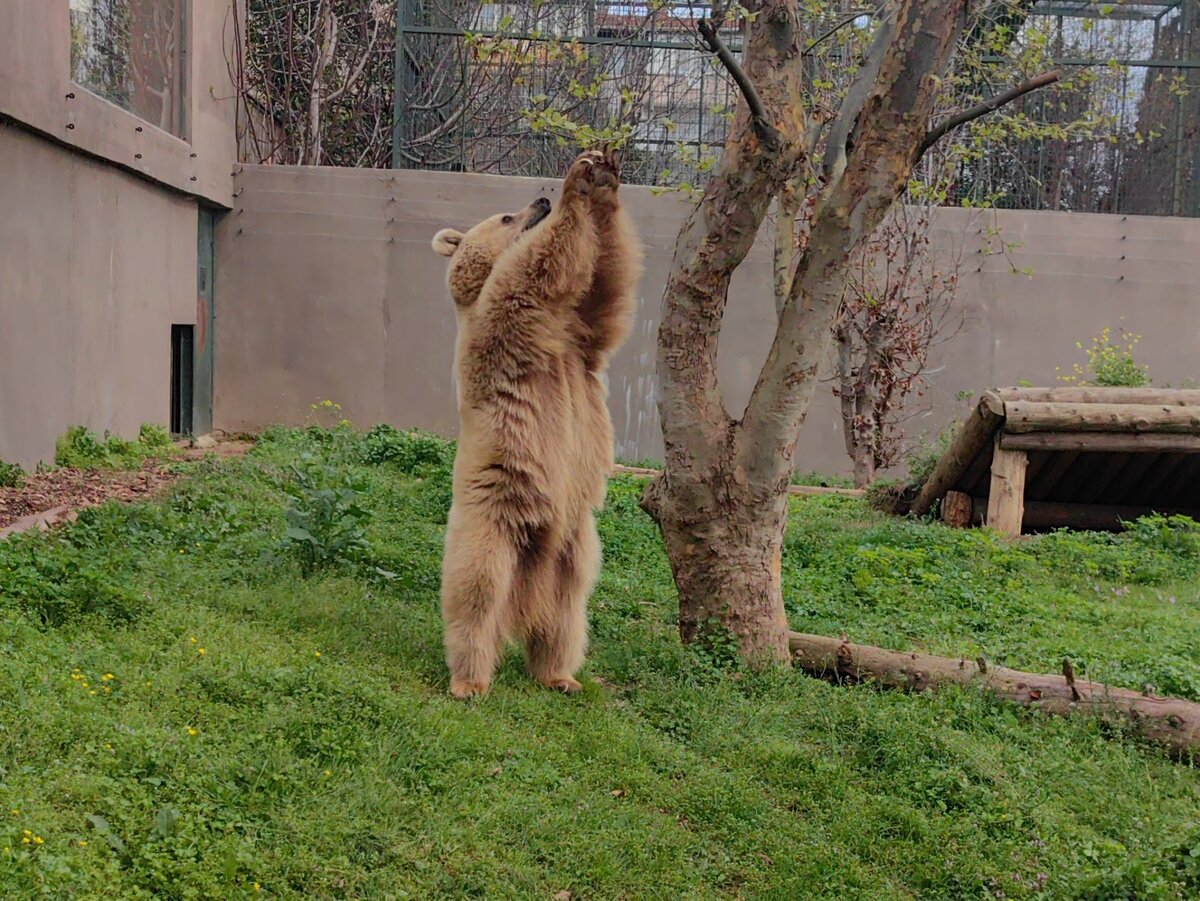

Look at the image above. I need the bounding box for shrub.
[54,424,177,469]
[360,424,454,472]
[0,460,23,488]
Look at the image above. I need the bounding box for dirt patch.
[0,440,254,537]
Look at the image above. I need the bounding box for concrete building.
[0,1,237,469]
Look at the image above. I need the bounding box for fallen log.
[610,465,866,497]
[788,631,1200,757]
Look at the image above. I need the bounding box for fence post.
[391,0,415,168]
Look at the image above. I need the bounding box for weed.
[360,424,454,472]
[54,424,177,469]
[0,460,23,488]
[278,454,373,576]
[1058,326,1151,387]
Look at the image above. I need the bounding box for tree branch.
[920,69,1061,155]
[697,16,782,148]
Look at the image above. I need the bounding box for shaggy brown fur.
[430,149,642,699]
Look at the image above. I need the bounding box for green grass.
[2,426,1198,899]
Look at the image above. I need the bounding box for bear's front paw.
[563,149,616,199]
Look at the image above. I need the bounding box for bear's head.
[431,196,552,307]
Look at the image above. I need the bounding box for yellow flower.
[190,636,197,643]
[9,810,17,816]
[145,681,153,688]
[21,837,29,845]
[22,830,31,836]
[198,647,207,656]
[314,651,321,658]
[80,682,89,688]
[103,686,111,694]
[33,836,43,845]
[254,883,262,892]
[323,769,331,778]
[78,840,88,847]
[101,673,114,681]
[187,727,199,737]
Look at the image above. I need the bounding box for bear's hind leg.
[441,507,519,699]
[524,513,601,693]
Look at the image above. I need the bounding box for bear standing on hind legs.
[430,148,642,699]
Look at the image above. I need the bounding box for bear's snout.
[524,197,552,230]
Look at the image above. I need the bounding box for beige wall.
[0,1,240,467]
[0,124,199,469]
[0,1,238,206]
[214,165,1200,477]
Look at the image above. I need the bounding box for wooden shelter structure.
[905,388,1200,536]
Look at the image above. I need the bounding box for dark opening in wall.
[171,324,194,436]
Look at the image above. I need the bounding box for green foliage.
[903,422,959,492]
[360,424,454,472]
[0,460,23,489]
[0,522,143,627]
[278,455,373,577]
[1058,327,1151,388]
[2,425,1199,898]
[793,470,855,489]
[54,424,177,469]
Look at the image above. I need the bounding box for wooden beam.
[986,444,1027,537]
[1003,402,1200,435]
[787,632,1200,758]
[999,432,1200,453]
[997,387,1200,406]
[968,498,1200,532]
[908,392,1005,515]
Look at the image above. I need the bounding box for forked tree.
[640,1,1059,664]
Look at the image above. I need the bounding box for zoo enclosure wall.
[213,164,1200,476]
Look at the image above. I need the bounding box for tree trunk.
[641,0,806,667]
[851,443,876,489]
[645,476,791,664]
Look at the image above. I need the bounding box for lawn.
[2,425,1198,899]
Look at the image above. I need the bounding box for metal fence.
[387,1,1200,216]
[240,1,1200,217]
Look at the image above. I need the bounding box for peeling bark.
[646,0,1058,667]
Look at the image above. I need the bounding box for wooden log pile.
[903,387,1200,536]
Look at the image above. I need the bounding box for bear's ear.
[431,228,464,257]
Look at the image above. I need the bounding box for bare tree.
[833,200,964,487]
[639,1,1060,665]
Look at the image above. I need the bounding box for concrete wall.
[0,2,239,467]
[0,1,239,206]
[0,124,199,468]
[215,165,1200,476]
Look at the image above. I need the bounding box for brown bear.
[430,148,642,699]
